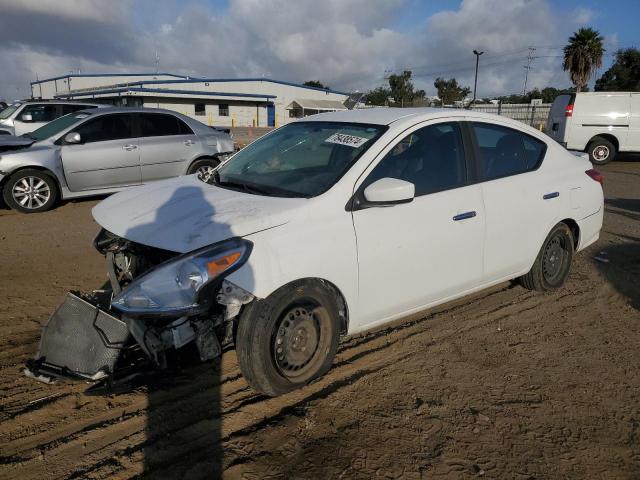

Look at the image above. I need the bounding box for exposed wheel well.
[560,218,580,249]
[187,155,222,173]
[1,166,60,191]
[588,134,619,152]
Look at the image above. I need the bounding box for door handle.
[543,192,559,200]
[453,211,477,221]
[123,144,137,151]
[184,140,195,146]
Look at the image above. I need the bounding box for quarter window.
[471,122,546,180]
[364,122,466,197]
[74,114,133,143]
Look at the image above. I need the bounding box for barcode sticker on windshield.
[325,133,369,148]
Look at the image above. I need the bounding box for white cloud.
[571,6,595,25]
[0,0,609,100]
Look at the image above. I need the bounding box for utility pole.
[472,50,484,105]
[522,46,536,95]
[155,51,160,74]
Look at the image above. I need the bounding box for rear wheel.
[519,223,574,291]
[2,169,58,213]
[235,280,342,397]
[187,158,220,183]
[587,137,616,165]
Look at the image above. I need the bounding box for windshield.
[0,103,20,120]
[216,121,386,197]
[28,112,92,141]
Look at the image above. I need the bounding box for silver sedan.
[0,107,234,213]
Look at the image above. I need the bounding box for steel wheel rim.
[12,176,50,209]
[196,165,216,182]
[593,145,609,161]
[273,306,324,379]
[542,236,566,281]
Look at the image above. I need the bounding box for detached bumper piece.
[25,293,131,383]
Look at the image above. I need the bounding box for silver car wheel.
[12,176,51,210]
[196,165,216,182]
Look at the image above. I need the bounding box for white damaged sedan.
[28,108,603,396]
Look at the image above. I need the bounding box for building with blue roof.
[30,73,349,127]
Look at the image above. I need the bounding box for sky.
[0,0,638,101]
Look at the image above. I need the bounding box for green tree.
[365,86,392,106]
[563,27,605,92]
[434,77,471,105]
[595,48,640,91]
[388,70,425,107]
[303,80,328,89]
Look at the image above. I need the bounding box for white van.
[0,101,103,136]
[546,92,640,165]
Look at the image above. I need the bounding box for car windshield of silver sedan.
[27,112,92,141]
[215,121,387,198]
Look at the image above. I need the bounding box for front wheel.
[235,280,342,397]
[519,223,574,291]
[587,137,616,165]
[2,169,58,213]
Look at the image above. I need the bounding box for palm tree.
[563,27,605,92]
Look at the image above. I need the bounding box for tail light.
[586,169,604,185]
[565,104,574,117]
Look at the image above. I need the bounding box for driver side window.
[364,122,466,197]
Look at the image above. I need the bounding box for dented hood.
[92,175,306,253]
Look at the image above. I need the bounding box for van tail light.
[565,104,574,117]
[586,169,604,185]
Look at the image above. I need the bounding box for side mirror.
[363,177,415,206]
[64,132,81,144]
[20,113,33,122]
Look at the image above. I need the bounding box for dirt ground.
[1,159,639,479]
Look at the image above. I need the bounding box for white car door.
[468,121,561,282]
[628,93,640,151]
[351,120,485,329]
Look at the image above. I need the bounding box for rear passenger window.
[140,113,181,137]
[364,122,466,197]
[471,123,546,181]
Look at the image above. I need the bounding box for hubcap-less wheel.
[12,176,51,210]
[273,306,327,379]
[592,145,610,162]
[196,165,216,183]
[542,235,568,283]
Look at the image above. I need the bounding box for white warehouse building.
[30,73,350,128]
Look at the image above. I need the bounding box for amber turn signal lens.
[206,251,242,277]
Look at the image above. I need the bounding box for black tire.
[519,223,574,291]
[187,157,220,182]
[587,137,616,165]
[236,279,343,397]
[2,169,58,213]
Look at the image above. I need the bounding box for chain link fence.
[467,103,551,130]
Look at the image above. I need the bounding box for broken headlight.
[111,238,252,316]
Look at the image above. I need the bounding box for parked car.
[0,100,104,136]
[0,107,234,213]
[27,108,603,396]
[546,92,640,165]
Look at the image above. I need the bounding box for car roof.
[300,107,511,126]
[76,106,187,115]
[21,100,105,106]
[299,107,549,140]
